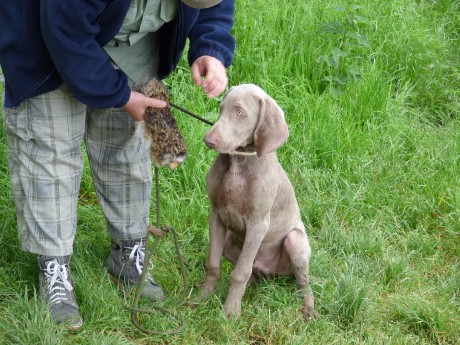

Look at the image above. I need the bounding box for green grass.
[1,0,459,343]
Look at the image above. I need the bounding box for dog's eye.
[236,110,244,117]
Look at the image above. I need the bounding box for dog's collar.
[228,150,257,156]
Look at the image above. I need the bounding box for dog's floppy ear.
[254,97,289,157]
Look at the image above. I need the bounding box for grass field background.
[1,0,459,344]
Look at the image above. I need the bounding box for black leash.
[170,102,215,126]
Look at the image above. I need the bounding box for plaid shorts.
[3,84,152,256]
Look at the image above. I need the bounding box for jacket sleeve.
[186,0,235,68]
[40,0,131,108]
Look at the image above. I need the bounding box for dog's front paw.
[188,279,216,308]
[199,275,219,298]
[223,298,241,319]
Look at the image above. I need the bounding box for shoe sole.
[68,318,83,332]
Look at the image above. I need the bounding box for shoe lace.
[44,260,73,305]
[128,240,155,282]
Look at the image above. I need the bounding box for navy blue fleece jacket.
[0,0,235,108]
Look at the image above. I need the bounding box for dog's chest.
[212,171,252,232]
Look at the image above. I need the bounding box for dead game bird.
[137,79,187,169]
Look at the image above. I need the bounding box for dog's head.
[204,84,289,157]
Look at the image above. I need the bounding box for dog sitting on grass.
[199,84,317,320]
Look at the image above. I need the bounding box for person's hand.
[122,91,167,121]
[191,56,228,98]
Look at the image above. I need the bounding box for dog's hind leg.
[283,228,317,320]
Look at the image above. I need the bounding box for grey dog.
[200,84,316,320]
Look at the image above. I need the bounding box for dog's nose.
[204,133,217,149]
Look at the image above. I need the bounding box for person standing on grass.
[0,0,235,330]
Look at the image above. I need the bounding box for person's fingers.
[122,91,167,121]
[191,57,228,98]
[191,62,204,87]
[202,69,228,98]
[205,79,226,98]
[146,97,167,109]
